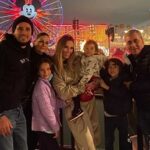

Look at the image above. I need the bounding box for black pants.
[104,115,129,150]
[73,95,81,112]
[23,100,39,150]
[38,132,60,150]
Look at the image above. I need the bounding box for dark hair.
[105,58,123,74]
[84,39,98,52]
[37,58,54,73]
[12,15,34,34]
[36,32,49,40]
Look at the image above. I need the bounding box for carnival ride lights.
[0,0,63,45]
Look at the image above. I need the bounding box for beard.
[15,36,31,47]
[18,41,30,46]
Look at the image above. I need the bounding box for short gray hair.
[125,29,143,39]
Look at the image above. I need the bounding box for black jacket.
[30,48,51,81]
[128,45,150,112]
[0,34,31,113]
[24,48,52,101]
[100,69,132,116]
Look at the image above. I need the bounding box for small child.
[71,40,105,148]
[70,40,101,121]
[32,58,62,150]
[100,58,132,150]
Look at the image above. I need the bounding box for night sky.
[61,0,150,26]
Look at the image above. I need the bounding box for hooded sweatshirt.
[0,34,31,113]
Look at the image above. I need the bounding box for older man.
[125,29,150,150]
[0,16,33,150]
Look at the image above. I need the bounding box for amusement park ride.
[0,0,63,45]
[0,0,109,46]
[0,0,131,56]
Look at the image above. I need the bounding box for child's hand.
[53,131,59,139]
[100,79,109,90]
[86,81,96,91]
[85,89,93,95]
[65,99,72,106]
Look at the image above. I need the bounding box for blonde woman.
[53,35,97,150]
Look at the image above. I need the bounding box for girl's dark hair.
[104,58,123,74]
[37,58,54,72]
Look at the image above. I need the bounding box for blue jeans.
[0,106,28,150]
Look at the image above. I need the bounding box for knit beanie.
[12,15,34,35]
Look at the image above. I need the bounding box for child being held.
[70,40,105,121]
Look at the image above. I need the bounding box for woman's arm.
[52,72,84,101]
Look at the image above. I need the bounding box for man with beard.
[0,15,33,150]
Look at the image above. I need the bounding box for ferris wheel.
[0,0,63,45]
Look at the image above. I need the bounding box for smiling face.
[38,62,52,80]
[108,61,120,78]
[13,22,32,44]
[125,32,144,56]
[84,43,96,57]
[62,40,74,60]
[34,35,49,54]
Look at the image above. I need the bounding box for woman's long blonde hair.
[54,34,74,74]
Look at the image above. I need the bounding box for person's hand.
[0,115,13,136]
[123,53,131,65]
[86,81,96,91]
[100,79,109,90]
[65,99,72,106]
[85,89,93,95]
[124,81,132,89]
[53,131,59,139]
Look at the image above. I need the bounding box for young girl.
[24,32,51,150]
[100,58,132,150]
[32,58,62,150]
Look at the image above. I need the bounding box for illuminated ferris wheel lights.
[0,6,13,10]
[42,1,60,8]
[45,6,62,11]
[0,19,11,25]
[0,14,17,19]
[0,0,63,46]
[33,19,57,36]
[41,0,47,5]
[0,0,11,6]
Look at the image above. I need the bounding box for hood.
[1,33,31,54]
